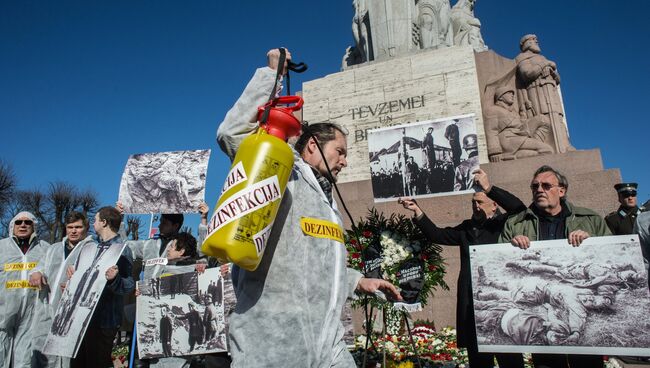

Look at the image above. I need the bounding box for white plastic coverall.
[0,212,50,368]
[216,67,363,367]
[143,262,196,368]
[31,235,94,368]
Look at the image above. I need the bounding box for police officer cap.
[614,182,638,194]
[462,134,478,150]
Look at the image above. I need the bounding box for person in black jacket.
[399,168,526,368]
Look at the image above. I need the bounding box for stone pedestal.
[301,42,622,335]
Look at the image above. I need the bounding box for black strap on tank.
[259,48,287,125]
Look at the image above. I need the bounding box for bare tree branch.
[0,160,17,218]
[3,182,100,243]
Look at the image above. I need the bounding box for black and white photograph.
[42,241,127,358]
[469,235,650,356]
[136,268,227,359]
[118,149,211,214]
[367,115,479,202]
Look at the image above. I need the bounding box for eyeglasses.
[14,220,33,226]
[621,191,637,198]
[530,182,560,191]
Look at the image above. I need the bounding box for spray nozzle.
[257,95,304,141]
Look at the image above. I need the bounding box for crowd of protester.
[1,47,648,368]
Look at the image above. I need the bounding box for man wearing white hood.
[29,211,95,368]
[0,211,50,368]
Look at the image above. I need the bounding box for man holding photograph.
[500,165,611,368]
[69,206,134,368]
[29,211,95,368]
[400,168,526,368]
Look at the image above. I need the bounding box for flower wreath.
[345,208,448,310]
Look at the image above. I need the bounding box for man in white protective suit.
[216,48,402,368]
[29,211,95,368]
[0,211,50,368]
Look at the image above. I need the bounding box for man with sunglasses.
[500,165,610,368]
[605,182,640,235]
[0,212,50,367]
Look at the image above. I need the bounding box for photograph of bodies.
[367,115,478,202]
[469,235,650,356]
[43,241,127,358]
[136,268,227,359]
[118,149,210,214]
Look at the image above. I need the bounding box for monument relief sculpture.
[351,0,370,63]
[450,0,487,52]
[516,34,573,153]
[416,0,453,49]
[484,86,553,162]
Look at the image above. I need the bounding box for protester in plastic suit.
[29,211,94,368]
[216,48,401,367]
[117,202,209,280]
[0,211,50,368]
[135,231,206,368]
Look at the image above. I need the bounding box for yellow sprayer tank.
[202,96,303,271]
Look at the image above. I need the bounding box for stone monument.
[343,0,488,67]
[449,0,487,52]
[311,0,622,335]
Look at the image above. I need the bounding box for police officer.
[605,182,640,235]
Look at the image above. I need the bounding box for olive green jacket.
[499,200,611,242]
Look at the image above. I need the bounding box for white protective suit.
[30,235,94,368]
[0,212,50,368]
[217,67,363,368]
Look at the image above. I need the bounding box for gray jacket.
[217,67,362,368]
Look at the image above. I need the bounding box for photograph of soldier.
[136,268,227,359]
[368,115,478,202]
[469,235,650,356]
[160,307,173,357]
[118,149,210,214]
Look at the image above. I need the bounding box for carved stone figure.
[344,0,421,66]
[516,34,573,153]
[484,86,553,162]
[450,0,487,52]
[416,0,453,49]
[352,0,370,63]
[368,0,419,60]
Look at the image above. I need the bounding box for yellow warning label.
[300,217,344,244]
[4,262,37,272]
[5,280,38,289]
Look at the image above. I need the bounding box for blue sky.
[1,1,648,232]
